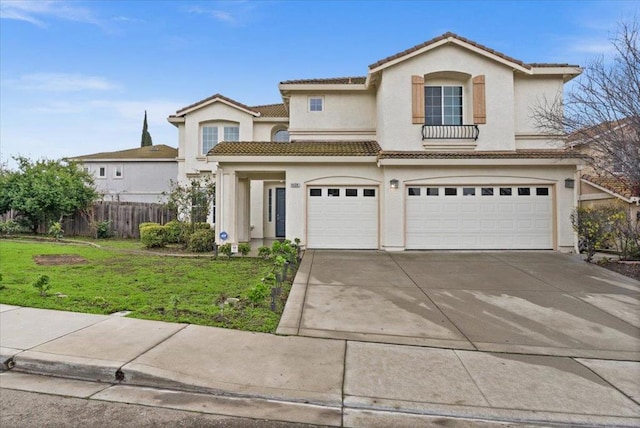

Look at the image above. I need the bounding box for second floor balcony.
[422,125,480,141]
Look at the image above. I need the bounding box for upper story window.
[223,126,240,142]
[425,86,463,125]
[113,165,123,179]
[309,97,324,112]
[97,166,106,179]
[202,126,219,155]
[273,129,290,142]
[201,123,239,155]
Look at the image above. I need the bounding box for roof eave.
[368,36,532,75]
[209,155,378,163]
[278,83,368,92]
[175,97,260,117]
[581,178,636,203]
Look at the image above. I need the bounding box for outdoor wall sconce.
[564,178,575,189]
[390,179,399,189]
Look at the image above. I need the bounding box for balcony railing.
[421,125,480,141]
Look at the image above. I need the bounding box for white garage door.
[406,185,553,250]
[307,186,378,249]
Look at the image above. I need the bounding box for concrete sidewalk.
[1,304,639,427]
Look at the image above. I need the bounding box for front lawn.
[0,239,290,332]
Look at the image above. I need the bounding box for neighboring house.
[567,117,640,221]
[579,175,640,221]
[168,32,585,251]
[71,145,178,203]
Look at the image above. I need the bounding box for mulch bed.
[598,260,640,281]
[33,255,88,266]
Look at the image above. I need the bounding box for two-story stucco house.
[168,32,584,251]
[71,145,178,203]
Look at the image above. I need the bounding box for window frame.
[424,85,463,125]
[113,165,123,179]
[97,166,107,179]
[309,97,324,112]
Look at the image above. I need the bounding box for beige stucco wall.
[215,161,578,251]
[375,44,516,152]
[513,76,565,149]
[288,91,376,140]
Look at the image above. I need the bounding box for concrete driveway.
[277,251,640,360]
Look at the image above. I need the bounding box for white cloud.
[0,0,102,27]
[4,73,120,92]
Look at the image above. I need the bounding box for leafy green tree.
[141,110,153,147]
[0,157,98,233]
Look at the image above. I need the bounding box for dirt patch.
[34,254,88,266]
[599,260,640,281]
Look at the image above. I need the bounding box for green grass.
[0,239,290,332]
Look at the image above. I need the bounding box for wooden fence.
[2,202,175,239]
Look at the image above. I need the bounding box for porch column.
[237,178,251,242]
[216,168,238,244]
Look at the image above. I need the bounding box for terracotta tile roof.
[252,103,288,117]
[377,150,587,160]
[279,76,367,85]
[368,32,580,71]
[582,174,639,199]
[528,62,580,68]
[209,141,381,156]
[173,93,258,116]
[71,145,178,160]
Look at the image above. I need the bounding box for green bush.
[138,222,160,231]
[48,221,64,240]
[33,274,51,297]
[257,246,271,259]
[95,220,112,239]
[187,229,216,252]
[571,206,618,262]
[164,220,185,244]
[0,219,28,235]
[247,281,270,306]
[193,222,212,230]
[238,243,251,257]
[218,243,233,258]
[140,225,167,248]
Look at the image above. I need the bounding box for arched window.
[273,128,290,142]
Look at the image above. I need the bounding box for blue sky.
[1,0,638,169]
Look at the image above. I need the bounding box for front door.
[275,187,286,238]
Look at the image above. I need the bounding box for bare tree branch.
[533,18,640,194]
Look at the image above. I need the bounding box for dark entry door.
[275,187,286,238]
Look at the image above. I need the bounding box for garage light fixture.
[390,179,399,189]
[564,179,575,189]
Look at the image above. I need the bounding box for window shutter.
[473,75,486,124]
[412,75,425,124]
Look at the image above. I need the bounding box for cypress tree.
[141,110,153,147]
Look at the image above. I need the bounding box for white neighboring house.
[169,32,585,251]
[71,145,178,203]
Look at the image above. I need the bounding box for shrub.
[48,221,64,240]
[238,243,251,257]
[95,220,112,239]
[247,281,270,306]
[194,222,212,231]
[571,206,618,262]
[164,220,185,244]
[32,274,51,297]
[139,222,160,231]
[257,246,271,259]
[140,225,167,248]
[218,243,233,258]
[0,219,28,235]
[187,229,216,252]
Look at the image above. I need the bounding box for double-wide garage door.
[307,186,378,249]
[406,185,553,250]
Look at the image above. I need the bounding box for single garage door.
[406,185,553,249]
[307,186,378,249]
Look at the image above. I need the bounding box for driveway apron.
[286,250,640,360]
